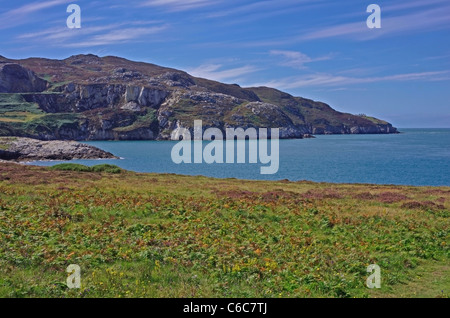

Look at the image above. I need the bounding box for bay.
[28,128,450,186]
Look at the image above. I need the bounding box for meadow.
[0,162,448,298]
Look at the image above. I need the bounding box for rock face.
[22,84,168,113]
[0,137,117,161]
[0,54,398,141]
[0,63,48,93]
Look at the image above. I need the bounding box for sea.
[27,128,450,187]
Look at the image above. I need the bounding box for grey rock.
[0,64,47,93]
[0,137,118,161]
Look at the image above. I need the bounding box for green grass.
[0,113,82,138]
[0,94,84,138]
[0,112,44,123]
[113,110,158,133]
[358,115,389,125]
[0,163,448,298]
[369,260,449,298]
[19,113,81,134]
[0,94,44,123]
[50,163,122,174]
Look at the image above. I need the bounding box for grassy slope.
[0,163,448,298]
[0,94,44,122]
[0,94,81,137]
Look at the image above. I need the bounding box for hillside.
[0,54,397,141]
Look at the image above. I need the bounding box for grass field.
[0,162,448,298]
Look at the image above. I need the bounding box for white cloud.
[6,0,69,15]
[64,26,168,47]
[207,0,321,19]
[16,22,168,48]
[384,0,448,12]
[140,0,217,11]
[0,0,69,29]
[187,64,259,82]
[253,71,450,89]
[236,1,450,47]
[270,50,332,69]
[300,4,450,41]
[18,24,119,41]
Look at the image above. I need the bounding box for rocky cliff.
[0,54,398,140]
[0,63,48,93]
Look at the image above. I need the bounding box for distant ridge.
[0,54,397,141]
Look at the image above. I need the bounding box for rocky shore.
[0,137,118,161]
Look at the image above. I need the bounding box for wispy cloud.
[270,50,332,69]
[140,0,217,11]
[0,0,69,30]
[300,4,450,41]
[235,1,450,47]
[16,22,168,48]
[207,0,321,19]
[187,63,259,82]
[4,0,69,15]
[254,71,450,89]
[65,26,168,47]
[18,25,117,41]
[384,0,448,12]
[422,53,450,61]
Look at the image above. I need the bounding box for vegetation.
[0,163,448,298]
[50,163,122,174]
[358,115,389,125]
[0,94,81,137]
[0,137,17,150]
[0,94,44,123]
[113,110,158,133]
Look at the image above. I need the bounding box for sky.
[1,0,449,128]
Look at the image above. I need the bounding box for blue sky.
[1,0,449,127]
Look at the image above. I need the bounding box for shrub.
[49,163,91,172]
[49,163,122,174]
[91,164,122,174]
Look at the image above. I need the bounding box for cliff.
[0,54,397,140]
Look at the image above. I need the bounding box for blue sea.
[28,129,450,186]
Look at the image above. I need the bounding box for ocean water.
[28,129,450,186]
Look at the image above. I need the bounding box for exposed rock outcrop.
[0,137,118,161]
[0,63,48,93]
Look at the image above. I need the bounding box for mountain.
[0,54,397,140]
